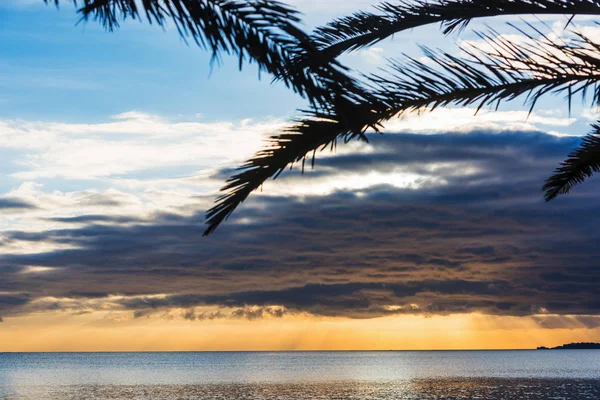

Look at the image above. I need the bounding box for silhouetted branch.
[203,103,385,235]
[543,123,600,200]
[43,1,600,232]
[371,26,600,113]
[205,26,600,234]
[311,0,600,60]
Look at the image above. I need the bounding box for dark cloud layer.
[0,197,36,212]
[1,130,600,322]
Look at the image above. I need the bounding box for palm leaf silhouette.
[311,0,600,59]
[205,18,600,234]
[543,124,600,200]
[44,1,600,233]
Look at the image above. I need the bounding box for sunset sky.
[1,0,600,351]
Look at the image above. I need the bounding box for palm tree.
[203,0,600,234]
[45,1,600,235]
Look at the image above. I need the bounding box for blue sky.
[0,2,304,121]
[2,1,600,347]
[2,1,594,124]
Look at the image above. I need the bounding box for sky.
[1,0,600,351]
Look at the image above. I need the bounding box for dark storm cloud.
[0,293,31,318]
[0,293,31,307]
[1,130,600,321]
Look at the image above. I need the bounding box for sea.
[1,351,599,399]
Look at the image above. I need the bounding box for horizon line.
[0,348,550,353]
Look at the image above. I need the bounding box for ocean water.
[1,351,599,399]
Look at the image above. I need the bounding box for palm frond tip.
[544,124,600,201]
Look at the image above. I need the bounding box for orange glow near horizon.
[1,312,598,352]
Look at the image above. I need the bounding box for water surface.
[1,351,599,399]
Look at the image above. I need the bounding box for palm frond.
[311,0,600,60]
[543,123,600,200]
[371,25,600,113]
[203,102,385,235]
[205,26,600,234]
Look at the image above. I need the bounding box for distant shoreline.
[537,342,600,350]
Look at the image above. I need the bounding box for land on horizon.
[536,342,600,350]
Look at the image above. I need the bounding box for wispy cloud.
[1,113,284,181]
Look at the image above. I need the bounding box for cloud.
[0,182,208,239]
[0,108,583,237]
[0,293,31,316]
[178,306,287,321]
[0,129,599,321]
[0,113,283,181]
[114,305,287,321]
[0,197,36,212]
[46,215,142,224]
[0,108,576,188]
[357,47,385,65]
[381,107,576,134]
[133,309,154,319]
[532,315,600,330]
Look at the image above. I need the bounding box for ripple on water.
[2,378,600,400]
